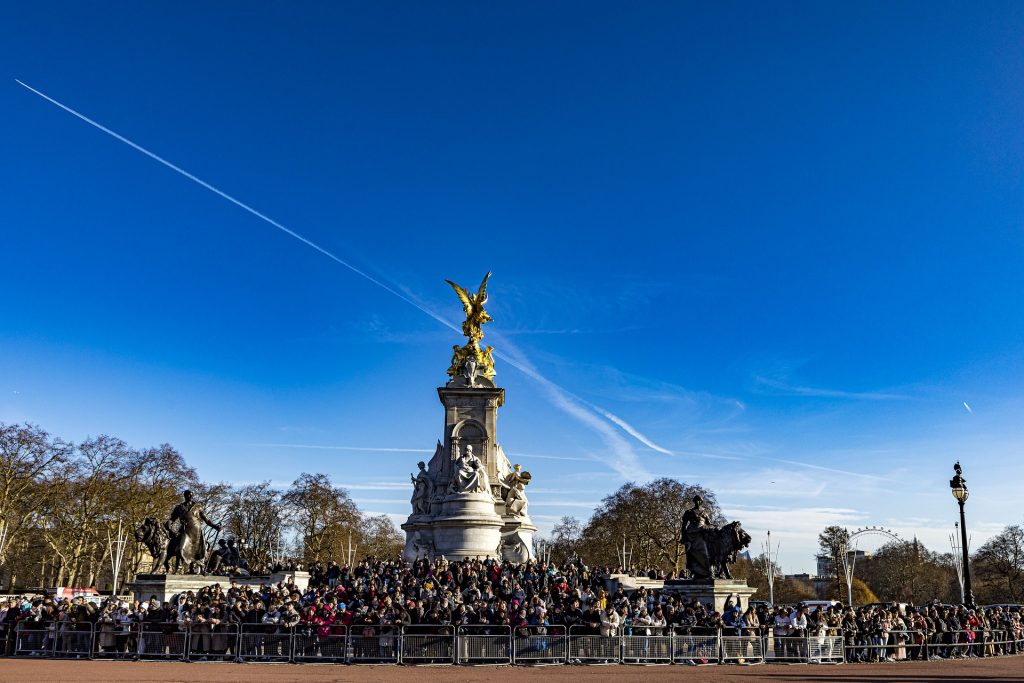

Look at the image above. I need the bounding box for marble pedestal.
[500,515,537,562]
[661,579,757,614]
[128,570,310,604]
[432,491,505,560]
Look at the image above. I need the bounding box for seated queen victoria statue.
[447,445,490,495]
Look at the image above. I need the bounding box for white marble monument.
[401,273,536,562]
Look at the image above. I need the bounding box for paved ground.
[1,659,1022,683]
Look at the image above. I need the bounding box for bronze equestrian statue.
[163,490,221,574]
[679,496,752,580]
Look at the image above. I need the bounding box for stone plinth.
[500,515,537,563]
[128,570,309,604]
[431,491,505,560]
[660,579,757,614]
[606,574,667,593]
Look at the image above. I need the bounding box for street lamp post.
[949,461,975,607]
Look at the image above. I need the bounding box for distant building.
[816,550,870,578]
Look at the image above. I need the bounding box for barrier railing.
[6,620,1024,666]
[13,622,55,657]
[235,623,288,662]
[845,630,925,662]
[721,633,764,664]
[292,625,348,663]
[513,625,566,664]
[621,627,672,664]
[137,621,187,660]
[94,620,139,658]
[670,628,719,664]
[764,635,811,663]
[807,634,844,663]
[844,628,1020,663]
[987,629,1021,656]
[53,622,94,658]
[568,624,619,663]
[399,625,455,664]
[457,625,512,664]
[348,624,400,664]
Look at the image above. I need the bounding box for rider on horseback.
[165,490,221,574]
[680,495,717,579]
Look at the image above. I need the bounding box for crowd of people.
[1,556,1022,663]
[838,603,1023,661]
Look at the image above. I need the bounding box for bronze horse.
[164,495,218,574]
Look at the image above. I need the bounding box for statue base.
[403,492,505,561]
[128,570,309,604]
[661,578,757,614]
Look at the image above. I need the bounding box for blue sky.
[2,2,1023,572]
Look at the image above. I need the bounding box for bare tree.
[359,514,404,559]
[858,540,957,603]
[0,423,70,587]
[283,473,360,565]
[223,482,284,571]
[973,525,1024,604]
[550,516,583,563]
[581,479,722,573]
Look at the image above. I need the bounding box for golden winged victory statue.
[445,272,497,384]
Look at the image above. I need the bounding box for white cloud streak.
[754,376,907,401]
[586,402,674,455]
[250,443,591,462]
[17,79,667,479]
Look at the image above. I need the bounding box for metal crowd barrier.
[292,626,348,663]
[764,635,813,663]
[621,628,672,664]
[399,625,455,664]
[14,622,55,657]
[807,634,844,663]
[348,624,400,664]
[568,625,619,663]
[988,629,1021,655]
[233,626,284,663]
[137,621,187,659]
[457,625,512,664]
[53,623,94,658]
[513,625,566,664]
[12,620,1024,666]
[94,620,139,658]
[843,628,1024,662]
[845,630,925,662]
[721,633,764,664]
[670,628,720,664]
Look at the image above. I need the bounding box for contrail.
[585,401,674,455]
[15,78,674,477]
[252,443,591,462]
[13,79,458,335]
